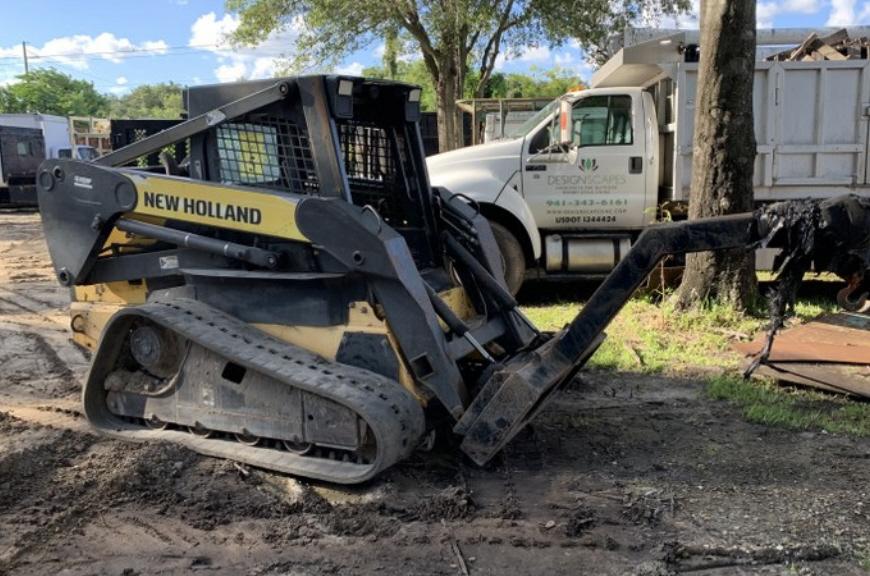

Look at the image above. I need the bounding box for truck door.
[523,93,647,229]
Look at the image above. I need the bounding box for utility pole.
[22,41,29,75]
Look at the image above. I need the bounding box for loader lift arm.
[457,196,870,465]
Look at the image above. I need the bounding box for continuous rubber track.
[82,297,426,484]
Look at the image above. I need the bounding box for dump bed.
[666,59,870,202]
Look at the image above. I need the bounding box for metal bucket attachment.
[456,333,604,465]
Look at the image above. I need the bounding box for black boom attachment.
[457,195,870,465]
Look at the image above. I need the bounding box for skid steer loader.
[37,76,870,483]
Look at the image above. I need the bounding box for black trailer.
[0,126,44,207]
[110,119,186,168]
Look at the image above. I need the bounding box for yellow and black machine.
[37,76,870,483]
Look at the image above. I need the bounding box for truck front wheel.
[490,221,526,296]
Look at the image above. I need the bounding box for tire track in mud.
[0,287,68,324]
[0,283,90,398]
[25,332,79,383]
[0,331,83,399]
[0,402,88,432]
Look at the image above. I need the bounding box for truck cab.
[427,87,659,293]
[428,27,870,294]
[58,145,100,162]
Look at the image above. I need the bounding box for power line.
[28,42,222,59]
[23,58,197,92]
[0,43,220,62]
[0,40,293,63]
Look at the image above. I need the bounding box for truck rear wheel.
[490,221,525,296]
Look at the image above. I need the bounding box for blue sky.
[0,0,867,95]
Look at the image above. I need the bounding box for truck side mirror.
[558,99,574,148]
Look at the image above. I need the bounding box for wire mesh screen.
[216,117,320,195]
[338,121,407,225]
[214,116,415,227]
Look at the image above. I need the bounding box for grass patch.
[707,374,870,437]
[520,284,864,438]
[521,294,838,374]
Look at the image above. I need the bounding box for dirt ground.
[0,211,868,576]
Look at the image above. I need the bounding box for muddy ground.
[0,211,868,576]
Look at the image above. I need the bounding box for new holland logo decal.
[579,158,598,172]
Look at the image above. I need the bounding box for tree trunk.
[674,0,757,310]
[434,51,465,152]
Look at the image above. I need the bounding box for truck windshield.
[77,147,100,161]
[504,100,558,139]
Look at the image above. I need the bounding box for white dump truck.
[0,114,98,161]
[427,27,870,293]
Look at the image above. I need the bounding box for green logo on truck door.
[579,158,598,172]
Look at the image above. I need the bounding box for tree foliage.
[0,68,108,116]
[226,0,689,151]
[488,66,584,98]
[108,83,184,119]
[363,59,583,111]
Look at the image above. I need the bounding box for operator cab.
[183,76,439,269]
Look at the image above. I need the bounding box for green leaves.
[108,83,184,120]
[0,68,109,116]
[225,0,690,148]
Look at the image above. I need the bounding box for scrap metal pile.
[767,29,870,61]
[739,195,870,397]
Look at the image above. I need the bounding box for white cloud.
[554,52,574,65]
[657,0,699,28]
[551,51,595,81]
[492,44,551,70]
[0,33,167,70]
[758,0,820,27]
[251,57,278,78]
[189,11,302,82]
[493,52,507,70]
[517,45,550,62]
[678,0,701,27]
[659,0,820,30]
[757,2,778,27]
[0,47,19,60]
[784,0,820,11]
[109,75,130,95]
[190,12,239,50]
[335,61,364,76]
[828,0,856,25]
[215,60,247,82]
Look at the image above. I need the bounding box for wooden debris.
[451,541,470,576]
[767,29,870,62]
